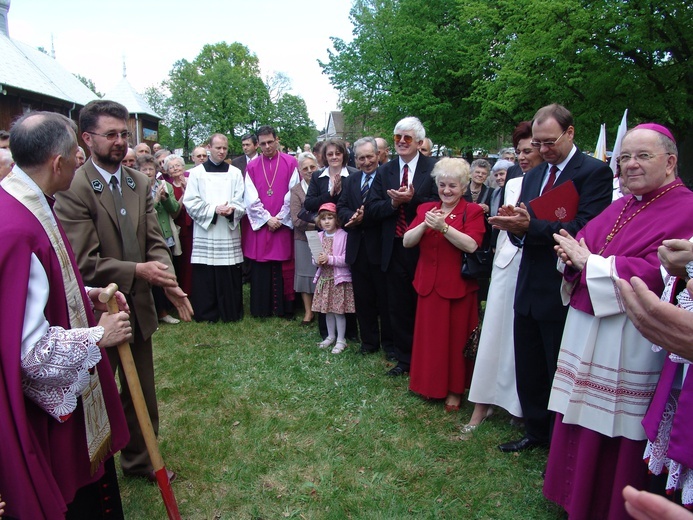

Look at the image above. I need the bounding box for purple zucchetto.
[633,123,676,145]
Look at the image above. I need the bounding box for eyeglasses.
[515,148,534,156]
[87,130,132,141]
[617,152,672,165]
[531,130,566,149]
[194,153,207,158]
[259,139,276,147]
[393,134,414,144]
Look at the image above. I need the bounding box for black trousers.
[385,239,418,369]
[191,264,243,322]
[249,260,294,318]
[513,310,567,444]
[351,244,392,353]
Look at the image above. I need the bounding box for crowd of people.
[1,100,693,520]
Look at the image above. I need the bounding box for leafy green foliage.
[321,0,692,155]
[74,74,103,97]
[143,43,317,157]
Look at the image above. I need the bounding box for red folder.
[529,180,578,222]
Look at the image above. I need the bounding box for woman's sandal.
[318,337,335,349]
[460,408,494,435]
[331,340,347,354]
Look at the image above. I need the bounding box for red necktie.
[395,164,410,237]
[541,165,558,195]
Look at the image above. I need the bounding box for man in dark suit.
[231,132,258,175]
[489,103,612,452]
[338,137,393,357]
[55,100,193,480]
[368,117,438,376]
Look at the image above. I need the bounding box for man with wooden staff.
[55,100,193,483]
[0,112,132,518]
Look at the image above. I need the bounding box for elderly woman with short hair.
[165,154,194,295]
[290,152,319,324]
[403,158,486,411]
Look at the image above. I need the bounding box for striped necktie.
[361,173,372,203]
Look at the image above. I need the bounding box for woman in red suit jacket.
[403,158,486,411]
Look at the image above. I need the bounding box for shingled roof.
[0,33,98,106]
[102,76,160,119]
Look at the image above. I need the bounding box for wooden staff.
[99,283,181,520]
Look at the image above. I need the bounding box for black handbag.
[460,208,493,280]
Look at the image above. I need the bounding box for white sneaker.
[159,315,180,324]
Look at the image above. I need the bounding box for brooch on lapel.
[91,179,104,193]
[125,176,136,190]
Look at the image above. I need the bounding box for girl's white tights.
[326,312,346,341]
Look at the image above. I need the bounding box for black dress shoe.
[498,437,546,453]
[386,365,409,376]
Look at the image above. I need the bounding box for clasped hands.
[488,203,530,236]
[215,202,235,217]
[388,184,414,208]
[316,252,329,266]
[424,208,447,232]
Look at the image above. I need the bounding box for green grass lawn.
[118,288,564,519]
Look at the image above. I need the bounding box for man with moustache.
[338,137,393,357]
[55,99,192,482]
[242,125,300,318]
[489,103,612,452]
[368,117,438,376]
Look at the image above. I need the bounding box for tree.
[192,42,273,151]
[322,0,692,163]
[321,0,481,152]
[265,72,292,104]
[74,74,103,97]
[163,59,206,154]
[274,94,318,151]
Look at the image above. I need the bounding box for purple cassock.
[544,178,693,520]
[0,188,128,519]
[242,152,298,262]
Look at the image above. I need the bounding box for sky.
[6,0,355,129]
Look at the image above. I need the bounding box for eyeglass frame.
[86,130,132,141]
[530,129,566,149]
[617,152,673,165]
[393,134,414,144]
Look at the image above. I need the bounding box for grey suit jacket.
[54,159,173,340]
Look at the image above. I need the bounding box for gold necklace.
[598,182,684,255]
[262,154,280,196]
